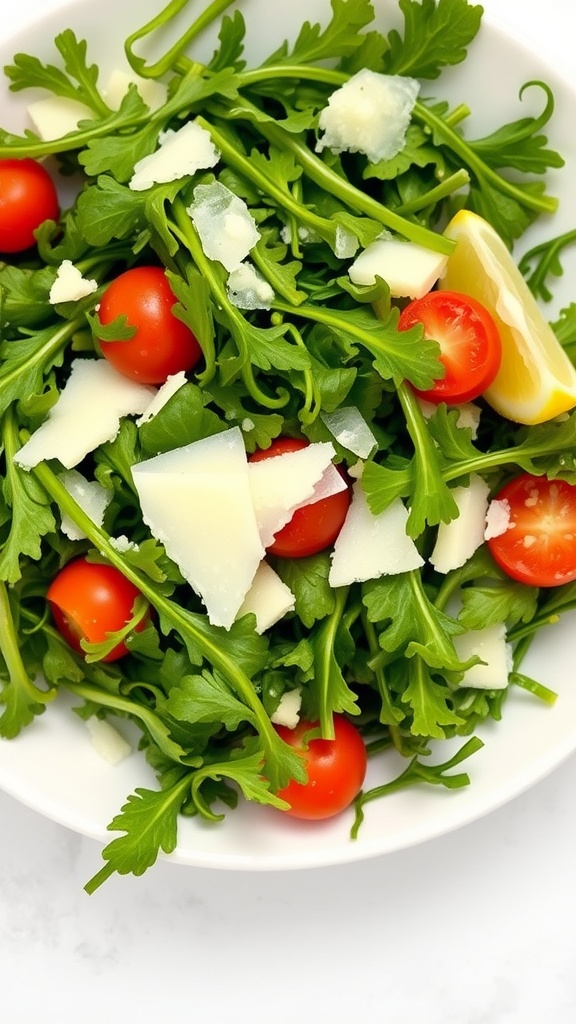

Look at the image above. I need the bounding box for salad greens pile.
[1,0,576,893]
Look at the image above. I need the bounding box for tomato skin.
[0,158,59,253]
[248,437,351,558]
[487,473,576,588]
[98,266,202,384]
[398,289,502,404]
[275,716,367,820]
[47,558,146,662]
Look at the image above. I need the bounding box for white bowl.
[1,0,576,872]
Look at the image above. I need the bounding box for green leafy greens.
[0,0,575,892]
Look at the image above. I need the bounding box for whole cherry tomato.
[0,158,59,253]
[97,266,202,384]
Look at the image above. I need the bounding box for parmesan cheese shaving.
[49,260,98,304]
[129,120,220,191]
[316,69,420,164]
[14,359,155,470]
[187,182,260,271]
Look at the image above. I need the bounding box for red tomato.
[47,557,147,662]
[487,473,576,588]
[0,158,59,253]
[97,266,202,384]
[275,716,367,820]
[398,290,502,404]
[248,437,351,558]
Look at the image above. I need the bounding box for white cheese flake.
[27,95,93,141]
[187,182,260,271]
[14,359,155,470]
[454,624,511,690]
[430,474,490,574]
[329,483,424,587]
[485,498,512,540]
[226,261,275,309]
[132,427,264,629]
[103,69,168,112]
[271,688,303,730]
[85,717,132,765]
[316,69,420,164]
[349,237,448,298]
[49,260,98,304]
[57,469,111,541]
[136,371,186,425]
[237,561,295,633]
[320,406,377,459]
[129,120,220,191]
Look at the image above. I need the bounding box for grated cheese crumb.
[49,260,98,304]
[271,688,302,729]
[485,498,512,540]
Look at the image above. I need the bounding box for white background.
[1,1,576,1022]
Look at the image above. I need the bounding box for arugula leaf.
[190,737,290,820]
[84,773,192,893]
[274,552,335,628]
[519,229,576,302]
[0,581,56,738]
[402,657,466,738]
[362,571,469,672]
[262,0,376,66]
[0,410,56,583]
[0,265,55,329]
[165,671,258,731]
[383,0,483,79]
[6,30,110,115]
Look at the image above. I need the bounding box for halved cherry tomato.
[0,158,59,253]
[487,473,576,588]
[97,266,202,385]
[274,716,367,820]
[398,289,502,404]
[47,557,147,662]
[248,437,351,558]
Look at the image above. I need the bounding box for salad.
[1,0,576,893]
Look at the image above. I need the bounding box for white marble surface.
[1,1,576,1021]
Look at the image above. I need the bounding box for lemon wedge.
[438,209,576,424]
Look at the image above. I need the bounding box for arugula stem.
[351,736,483,839]
[124,0,236,79]
[361,611,404,751]
[0,579,55,736]
[315,585,350,738]
[413,100,558,215]
[194,116,341,250]
[255,119,455,254]
[394,169,470,215]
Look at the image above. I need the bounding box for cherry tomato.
[274,716,367,820]
[47,557,147,662]
[398,289,502,404]
[249,437,351,558]
[97,266,202,385]
[487,473,576,588]
[0,158,59,253]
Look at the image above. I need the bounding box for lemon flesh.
[438,209,576,424]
